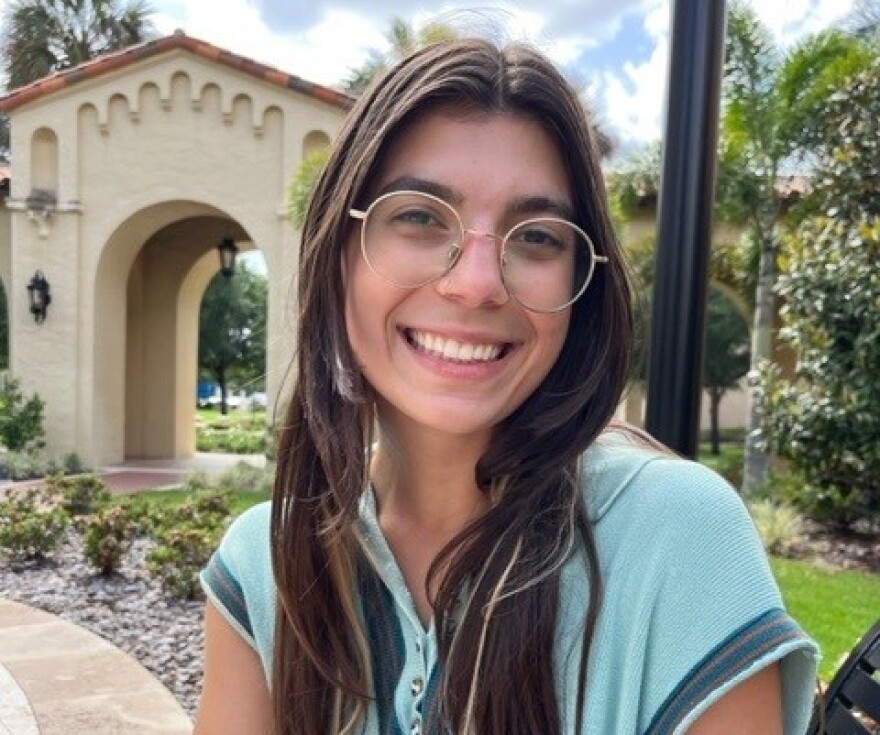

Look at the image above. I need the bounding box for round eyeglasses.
[349,190,607,313]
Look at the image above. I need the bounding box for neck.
[371,418,490,536]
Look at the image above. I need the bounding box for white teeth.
[408,330,504,363]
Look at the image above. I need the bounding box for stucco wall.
[5,49,345,465]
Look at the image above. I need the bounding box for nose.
[435,230,510,308]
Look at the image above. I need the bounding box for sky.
[134,0,860,157]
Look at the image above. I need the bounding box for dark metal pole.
[644,0,727,458]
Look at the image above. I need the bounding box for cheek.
[343,244,384,372]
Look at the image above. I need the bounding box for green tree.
[342,17,457,96]
[0,0,155,155]
[718,4,875,493]
[198,264,267,415]
[287,147,329,230]
[754,60,880,526]
[703,290,750,455]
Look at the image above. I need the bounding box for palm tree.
[847,0,880,39]
[0,0,155,156]
[342,17,457,96]
[1,0,155,89]
[719,3,877,494]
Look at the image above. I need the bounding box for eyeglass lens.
[360,192,596,312]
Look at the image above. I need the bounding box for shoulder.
[219,500,272,553]
[582,430,743,528]
[567,432,819,734]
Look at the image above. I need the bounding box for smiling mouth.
[403,328,511,364]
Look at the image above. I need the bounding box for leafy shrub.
[754,62,880,527]
[49,474,111,516]
[0,487,69,561]
[214,461,272,494]
[62,452,87,475]
[145,489,231,598]
[124,496,168,536]
[0,373,45,452]
[82,506,135,575]
[0,451,48,481]
[184,470,212,493]
[147,524,219,599]
[191,488,233,521]
[196,428,266,454]
[748,500,804,555]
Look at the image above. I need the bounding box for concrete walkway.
[0,599,192,734]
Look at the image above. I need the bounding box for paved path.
[0,599,192,734]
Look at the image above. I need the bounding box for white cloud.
[153,0,386,87]
[593,0,668,151]
[747,0,856,47]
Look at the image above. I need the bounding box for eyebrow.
[377,176,462,204]
[507,195,576,222]
[376,176,576,222]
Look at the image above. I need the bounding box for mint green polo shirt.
[201,432,819,734]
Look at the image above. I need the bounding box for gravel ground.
[0,530,205,718]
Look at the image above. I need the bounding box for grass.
[771,556,880,680]
[195,408,268,454]
[697,441,744,488]
[115,487,270,516]
[196,408,266,428]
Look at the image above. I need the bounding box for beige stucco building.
[0,32,350,467]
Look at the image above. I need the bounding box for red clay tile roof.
[0,30,355,113]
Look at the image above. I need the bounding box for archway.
[92,201,259,464]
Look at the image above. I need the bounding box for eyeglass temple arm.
[349,209,367,220]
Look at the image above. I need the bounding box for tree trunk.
[709,387,723,455]
[742,226,776,495]
[219,372,228,416]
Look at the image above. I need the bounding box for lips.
[404,328,510,364]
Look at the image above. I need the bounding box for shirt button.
[410,720,422,735]
[415,639,422,653]
[411,677,424,696]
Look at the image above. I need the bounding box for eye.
[506,220,574,260]
[393,207,444,228]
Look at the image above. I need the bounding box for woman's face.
[344,109,572,446]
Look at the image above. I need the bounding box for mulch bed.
[787,518,880,575]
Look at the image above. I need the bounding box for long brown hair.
[271,38,633,734]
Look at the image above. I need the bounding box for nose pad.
[436,232,509,306]
[445,244,461,271]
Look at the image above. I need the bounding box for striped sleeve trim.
[201,553,254,639]
[646,608,808,735]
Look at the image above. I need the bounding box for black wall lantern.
[218,237,239,278]
[27,270,51,324]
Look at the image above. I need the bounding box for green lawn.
[771,556,880,680]
[116,488,270,516]
[195,408,268,454]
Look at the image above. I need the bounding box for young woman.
[195,39,818,735]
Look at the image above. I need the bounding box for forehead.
[371,107,572,208]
